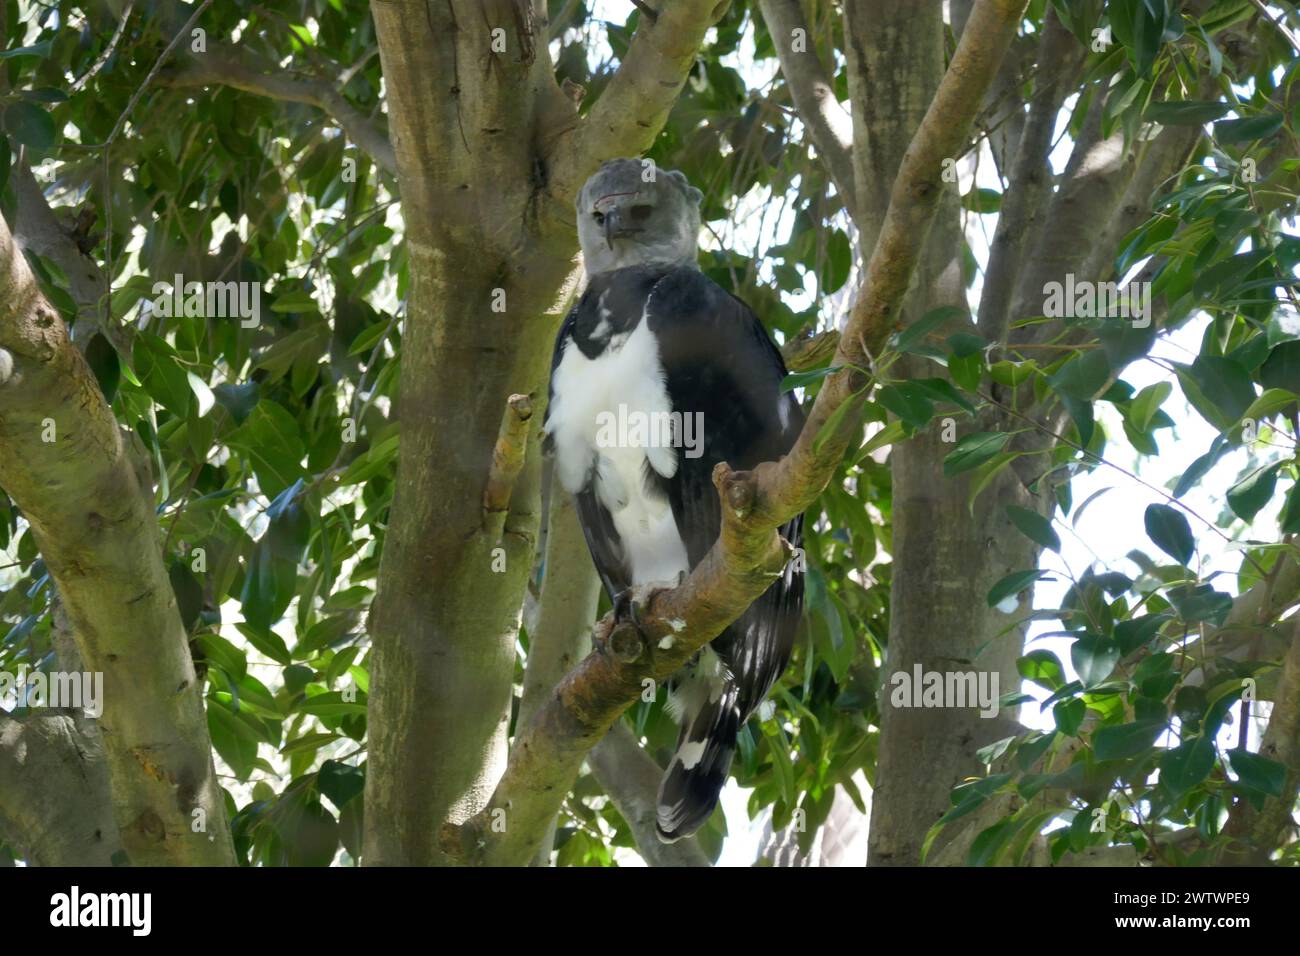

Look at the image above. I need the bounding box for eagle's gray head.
[576,158,703,276]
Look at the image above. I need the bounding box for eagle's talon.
[611,587,640,630]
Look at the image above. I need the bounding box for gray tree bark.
[362,0,732,865]
[0,213,235,866]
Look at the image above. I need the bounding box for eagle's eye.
[630,204,653,222]
[592,211,605,225]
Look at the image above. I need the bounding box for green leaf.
[207,701,259,780]
[194,634,248,680]
[271,288,319,313]
[967,819,1013,866]
[2,102,54,148]
[1018,650,1066,691]
[85,333,121,403]
[253,324,330,383]
[227,401,307,499]
[989,359,1036,387]
[1143,503,1194,565]
[1048,350,1111,401]
[1281,482,1300,534]
[910,377,976,412]
[1093,719,1165,761]
[272,794,339,867]
[317,760,365,810]
[1176,356,1255,431]
[1226,462,1281,523]
[187,371,215,417]
[1170,584,1235,629]
[852,419,907,463]
[891,305,967,354]
[943,431,1009,476]
[948,351,984,392]
[233,622,293,666]
[817,228,852,294]
[1173,438,1227,498]
[1214,112,1283,144]
[1006,505,1060,553]
[1226,749,1286,798]
[134,334,194,418]
[1071,634,1120,687]
[767,725,796,807]
[298,691,367,717]
[348,319,395,357]
[213,381,261,424]
[1129,381,1171,432]
[279,733,341,757]
[1266,311,1300,348]
[1053,697,1085,736]
[1260,343,1300,395]
[0,41,53,59]
[987,570,1049,608]
[781,365,841,393]
[961,187,1002,214]
[1159,735,1216,798]
[812,387,865,455]
[877,382,935,430]
[1145,100,1230,125]
[1114,613,1170,655]
[966,451,1022,513]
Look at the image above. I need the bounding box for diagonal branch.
[162,43,396,175]
[588,723,712,867]
[9,156,112,343]
[443,0,1031,867]
[545,0,733,208]
[976,10,1083,343]
[521,489,710,866]
[756,0,856,204]
[0,212,235,866]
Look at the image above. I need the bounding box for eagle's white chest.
[546,303,689,586]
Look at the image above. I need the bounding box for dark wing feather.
[572,488,630,599]
[645,268,805,724]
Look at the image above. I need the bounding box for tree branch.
[0,712,123,866]
[517,487,601,864]
[756,0,856,204]
[977,11,1083,343]
[1008,86,1135,339]
[1218,620,1300,863]
[0,213,235,866]
[444,0,1030,867]
[483,393,534,531]
[9,156,113,345]
[162,43,397,175]
[781,327,840,371]
[546,0,733,208]
[588,723,712,867]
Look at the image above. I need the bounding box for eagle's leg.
[610,587,643,631]
[612,575,685,629]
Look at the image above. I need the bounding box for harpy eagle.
[543,159,804,842]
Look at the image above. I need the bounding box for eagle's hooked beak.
[603,206,623,250]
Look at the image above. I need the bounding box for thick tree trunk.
[363,0,730,865]
[0,216,235,866]
[839,0,1036,866]
[0,713,123,866]
[873,431,1038,864]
